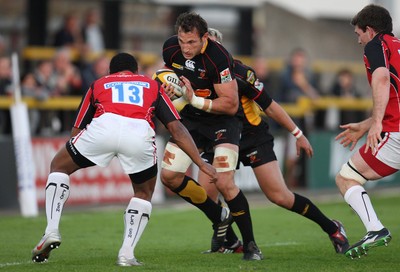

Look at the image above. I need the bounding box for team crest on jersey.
[172,63,183,70]
[246,70,256,84]
[198,68,206,79]
[185,60,195,71]
[220,68,233,83]
[215,129,227,141]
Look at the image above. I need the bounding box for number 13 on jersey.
[105,81,150,106]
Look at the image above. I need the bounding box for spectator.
[278,48,320,188]
[279,47,320,103]
[51,48,82,134]
[52,47,82,96]
[252,57,272,92]
[252,57,279,130]
[81,8,105,55]
[53,12,83,51]
[80,54,110,92]
[21,60,55,135]
[330,68,365,125]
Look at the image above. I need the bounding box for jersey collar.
[200,39,208,54]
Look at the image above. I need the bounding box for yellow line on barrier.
[0,96,372,118]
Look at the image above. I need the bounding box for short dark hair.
[351,4,392,34]
[109,52,138,74]
[175,12,208,38]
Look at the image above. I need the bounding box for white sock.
[44,172,70,234]
[118,197,152,259]
[344,185,384,232]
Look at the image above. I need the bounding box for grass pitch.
[0,190,399,272]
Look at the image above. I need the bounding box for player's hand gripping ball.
[152,69,184,100]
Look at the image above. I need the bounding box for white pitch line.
[260,241,301,247]
[0,261,31,268]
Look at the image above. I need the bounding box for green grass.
[1,193,399,272]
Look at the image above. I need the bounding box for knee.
[268,192,292,209]
[216,178,239,200]
[335,173,343,188]
[160,169,183,190]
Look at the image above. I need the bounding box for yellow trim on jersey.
[241,96,262,126]
[201,39,208,54]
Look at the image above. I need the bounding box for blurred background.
[1,0,399,212]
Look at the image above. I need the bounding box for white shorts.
[360,131,400,177]
[72,113,157,174]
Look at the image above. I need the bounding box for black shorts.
[201,121,276,168]
[180,115,242,150]
[239,140,276,168]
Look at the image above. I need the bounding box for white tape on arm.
[190,95,212,112]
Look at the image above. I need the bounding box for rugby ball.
[152,69,184,99]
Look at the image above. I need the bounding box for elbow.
[226,99,239,116]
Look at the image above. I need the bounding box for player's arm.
[71,87,95,137]
[335,117,371,151]
[265,100,298,133]
[265,100,313,157]
[212,80,239,115]
[155,89,217,180]
[365,66,390,154]
[180,76,238,115]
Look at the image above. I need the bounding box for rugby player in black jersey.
[198,28,349,255]
[159,12,263,260]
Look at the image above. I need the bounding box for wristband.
[291,127,303,139]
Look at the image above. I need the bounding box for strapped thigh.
[161,142,193,173]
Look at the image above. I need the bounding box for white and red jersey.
[364,33,400,132]
[73,71,180,129]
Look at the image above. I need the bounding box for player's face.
[178,27,207,60]
[354,25,373,47]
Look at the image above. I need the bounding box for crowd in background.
[0,8,369,188]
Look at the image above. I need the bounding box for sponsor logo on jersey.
[246,70,256,84]
[172,63,184,70]
[185,60,195,70]
[194,89,211,98]
[220,68,232,83]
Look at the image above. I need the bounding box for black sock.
[290,193,337,235]
[225,190,255,249]
[173,175,222,223]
